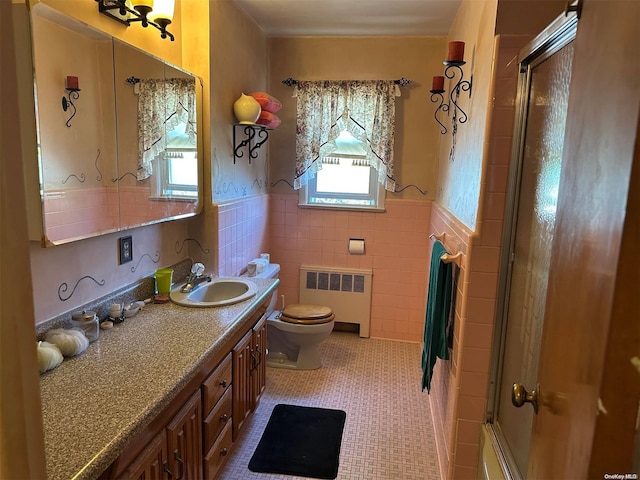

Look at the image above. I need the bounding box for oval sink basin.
[169,278,258,307]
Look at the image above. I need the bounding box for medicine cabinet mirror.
[29,4,202,246]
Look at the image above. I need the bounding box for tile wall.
[268,193,431,342]
[216,195,270,277]
[119,186,196,229]
[42,185,196,244]
[428,203,473,478]
[43,187,118,243]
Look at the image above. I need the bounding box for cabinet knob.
[219,379,228,388]
[220,447,228,457]
[220,413,229,423]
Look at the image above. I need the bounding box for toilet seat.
[279,304,335,325]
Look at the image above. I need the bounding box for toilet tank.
[250,263,280,315]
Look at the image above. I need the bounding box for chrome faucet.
[181,262,213,293]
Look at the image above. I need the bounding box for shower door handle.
[512,383,539,413]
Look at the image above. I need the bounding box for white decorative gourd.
[37,341,64,373]
[44,328,89,357]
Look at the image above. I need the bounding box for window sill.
[148,196,197,202]
[297,203,386,213]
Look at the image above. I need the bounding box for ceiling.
[232,0,462,37]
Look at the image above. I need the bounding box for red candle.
[447,41,465,62]
[432,75,445,91]
[66,76,79,90]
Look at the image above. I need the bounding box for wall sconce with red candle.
[443,41,472,124]
[62,76,81,128]
[429,40,473,159]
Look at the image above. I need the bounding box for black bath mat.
[248,404,347,479]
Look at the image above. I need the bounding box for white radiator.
[299,265,372,338]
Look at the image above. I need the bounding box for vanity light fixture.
[95,0,175,41]
[62,76,81,128]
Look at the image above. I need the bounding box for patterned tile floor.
[218,332,442,480]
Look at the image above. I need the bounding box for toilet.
[251,263,335,370]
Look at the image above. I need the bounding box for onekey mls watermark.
[603,474,638,479]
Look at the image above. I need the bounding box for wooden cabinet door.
[251,315,267,409]
[165,390,202,480]
[119,430,168,480]
[232,330,252,440]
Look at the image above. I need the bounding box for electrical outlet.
[119,236,133,264]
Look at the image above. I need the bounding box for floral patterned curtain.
[137,78,196,181]
[294,80,400,191]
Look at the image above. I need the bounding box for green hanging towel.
[421,240,453,393]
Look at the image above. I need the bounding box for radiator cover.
[299,265,372,338]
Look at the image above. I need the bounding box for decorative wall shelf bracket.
[233,124,271,164]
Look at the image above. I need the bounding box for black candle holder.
[429,89,450,134]
[62,88,81,128]
[444,60,472,125]
[429,61,473,135]
[429,57,473,162]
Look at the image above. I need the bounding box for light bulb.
[148,0,174,24]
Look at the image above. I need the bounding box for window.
[154,150,198,199]
[151,119,198,200]
[294,80,399,211]
[300,130,385,209]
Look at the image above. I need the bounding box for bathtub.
[477,425,507,480]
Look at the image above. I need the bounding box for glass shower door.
[489,17,576,479]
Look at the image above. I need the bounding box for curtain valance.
[294,80,400,191]
[137,78,196,181]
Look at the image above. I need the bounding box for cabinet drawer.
[204,421,233,480]
[202,353,232,414]
[203,387,232,453]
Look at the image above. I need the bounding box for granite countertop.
[39,277,278,480]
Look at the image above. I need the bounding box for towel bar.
[430,232,463,268]
[441,252,463,267]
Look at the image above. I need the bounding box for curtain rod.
[281,77,412,87]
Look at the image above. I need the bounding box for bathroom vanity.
[38,277,277,480]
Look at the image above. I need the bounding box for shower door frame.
[484,11,578,480]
